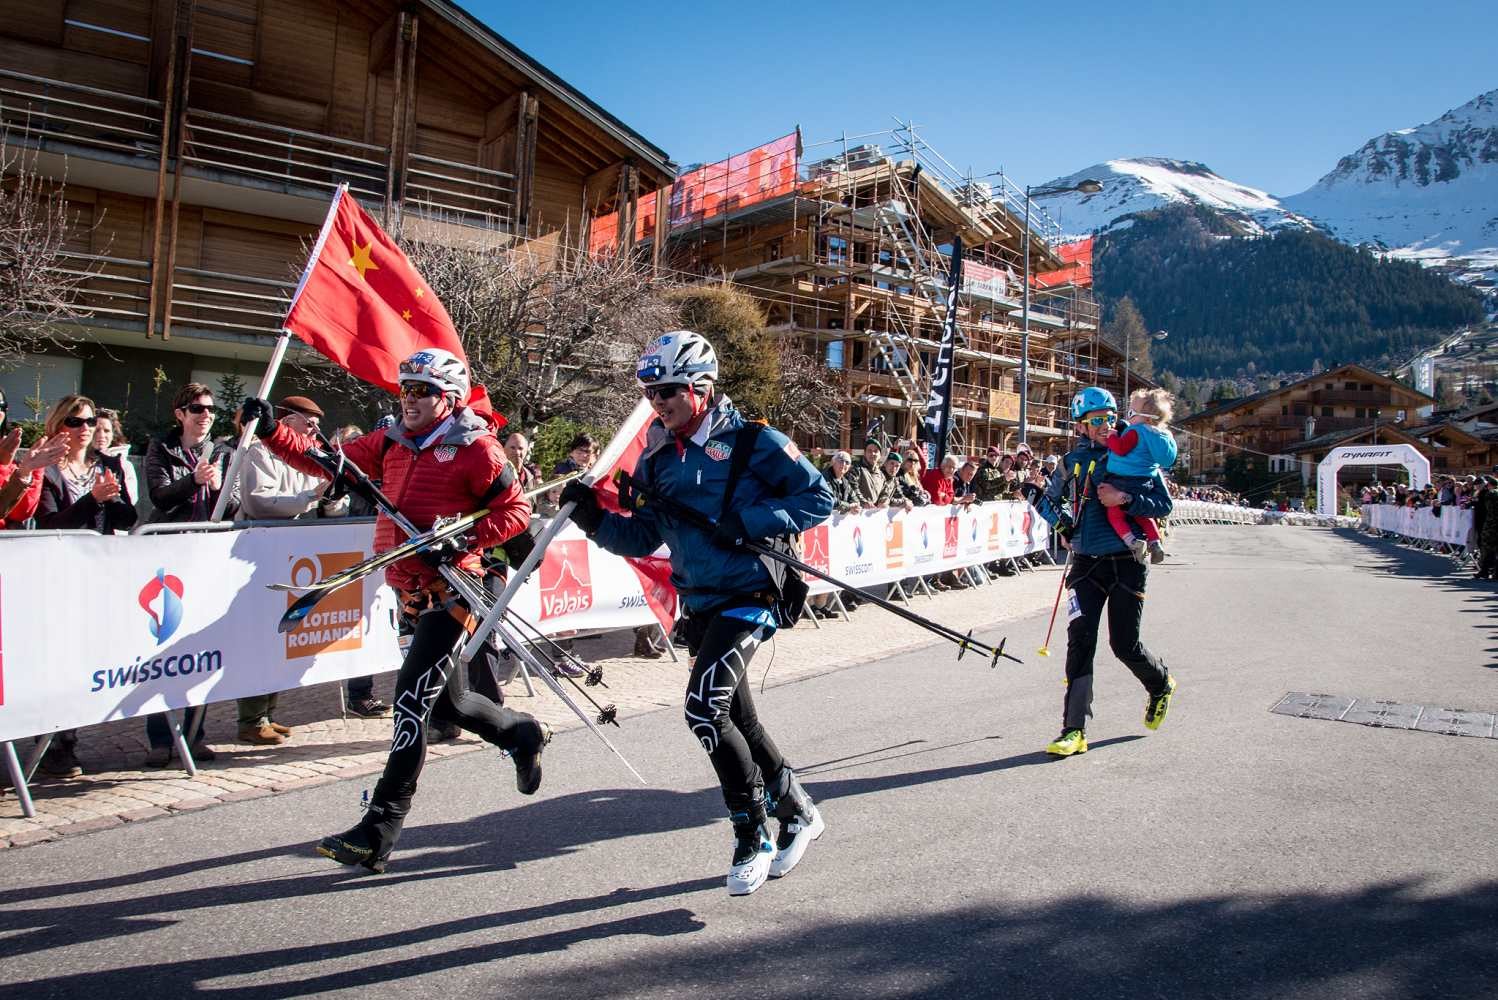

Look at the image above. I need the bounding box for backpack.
[722,422,809,629]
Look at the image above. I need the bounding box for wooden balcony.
[0,69,161,165]
[170,266,293,337]
[181,108,388,205]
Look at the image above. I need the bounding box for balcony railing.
[403,153,516,230]
[0,69,161,163]
[56,252,152,326]
[170,266,292,336]
[181,109,388,203]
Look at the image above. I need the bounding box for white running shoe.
[768,803,825,879]
[726,821,775,896]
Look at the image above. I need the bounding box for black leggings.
[1062,554,1170,732]
[684,611,786,818]
[360,595,534,845]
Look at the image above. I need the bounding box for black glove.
[711,510,749,550]
[560,480,604,534]
[419,533,468,569]
[1055,514,1076,541]
[239,397,277,437]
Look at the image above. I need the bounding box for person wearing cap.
[974,446,1007,503]
[234,395,353,744]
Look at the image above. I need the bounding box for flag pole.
[211,184,348,521]
[459,397,655,666]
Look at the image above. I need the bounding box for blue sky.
[473,0,1493,197]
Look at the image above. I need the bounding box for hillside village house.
[0,0,673,431]
[1177,364,1438,489]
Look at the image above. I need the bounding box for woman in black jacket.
[36,395,139,535]
[144,381,238,524]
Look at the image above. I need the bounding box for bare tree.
[401,238,678,428]
[765,337,849,443]
[0,128,96,362]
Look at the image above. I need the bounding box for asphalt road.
[1,526,1494,999]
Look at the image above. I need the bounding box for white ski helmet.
[398,348,469,402]
[637,330,718,391]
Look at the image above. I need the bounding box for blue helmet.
[1070,386,1118,421]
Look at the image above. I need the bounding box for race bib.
[1065,589,1083,622]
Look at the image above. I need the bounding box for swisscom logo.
[139,568,185,645]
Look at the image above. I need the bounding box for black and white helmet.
[398,348,469,401]
[637,331,718,391]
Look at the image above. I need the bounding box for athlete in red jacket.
[241,348,548,873]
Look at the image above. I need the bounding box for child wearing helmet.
[561,330,835,897]
[1103,388,1179,564]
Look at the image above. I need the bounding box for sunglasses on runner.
[642,384,688,401]
[181,403,216,415]
[399,381,438,399]
[63,415,99,428]
[1082,415,1115,427]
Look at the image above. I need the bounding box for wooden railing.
[56,252,153,325]
[0,69,161,163]
[181,109,388,203]
[404,153,516,230]
[170,266,293,336]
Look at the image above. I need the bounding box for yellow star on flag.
[413,287,424,298]
[348,240,379,280]
[402,309,413,321]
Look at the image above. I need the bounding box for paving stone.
[8,829,60,847]
[118,807,170,822]
[58,816,125,836]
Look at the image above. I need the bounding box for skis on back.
[273,508,488,634]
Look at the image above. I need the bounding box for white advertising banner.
[0,521,404,744]
[1361,503,1474,548]
[0,504,1049,744]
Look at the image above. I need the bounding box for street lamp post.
[1019,179,1102,448]
[1123,328,1169,403]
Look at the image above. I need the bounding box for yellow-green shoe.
[1045,729,1088,756]
[1145,675,1177,731]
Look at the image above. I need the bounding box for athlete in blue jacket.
[563,331,834,896]
[1035,386,1178,757]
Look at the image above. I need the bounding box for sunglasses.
[1082,415,1115,427]
[643,384,688,401]
[63,415,99,428]
[399,382,438,399]
[182,403,217,415]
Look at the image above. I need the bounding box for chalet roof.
[1285,423,1427,455]
[425,0,675,179]
[1178,363,1436,426]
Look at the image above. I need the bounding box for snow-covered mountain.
[1282,88,1498,288]
[1031,157,1315,239]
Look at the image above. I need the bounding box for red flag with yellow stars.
[284,189,501,428]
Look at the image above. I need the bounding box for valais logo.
[942,516,959,559]
[802,524,831,574]
[139,568,185,645]
[540,540,593,621]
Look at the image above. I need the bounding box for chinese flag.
[284,189,500,427]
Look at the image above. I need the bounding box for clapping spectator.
[0,396,67,527]
[143,382,237,767]
[90,408,137,508]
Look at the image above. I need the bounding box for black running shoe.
[317,825,390,873]
[512,720,552,795]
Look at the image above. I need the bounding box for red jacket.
[920,469,955,506]
[0,462,44,526]
[264,408,529,592]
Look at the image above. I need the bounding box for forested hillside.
[1093,205,1486,376]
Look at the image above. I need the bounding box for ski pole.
[616,471,1023,667]
[1038,459,1094,657]
[299,434,647,781]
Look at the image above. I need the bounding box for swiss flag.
[284,188,501,429]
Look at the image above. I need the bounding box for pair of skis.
[268,437,645,784]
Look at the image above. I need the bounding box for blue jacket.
[593,396,834,613]
[1038,440,1174,556]
[1106,422,1178,479]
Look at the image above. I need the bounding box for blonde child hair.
[1128,388,1174,428]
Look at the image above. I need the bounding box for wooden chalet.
[1176,364,1435,482]
[0,0,673,428]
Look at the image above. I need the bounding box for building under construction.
[594,124,1143,454]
